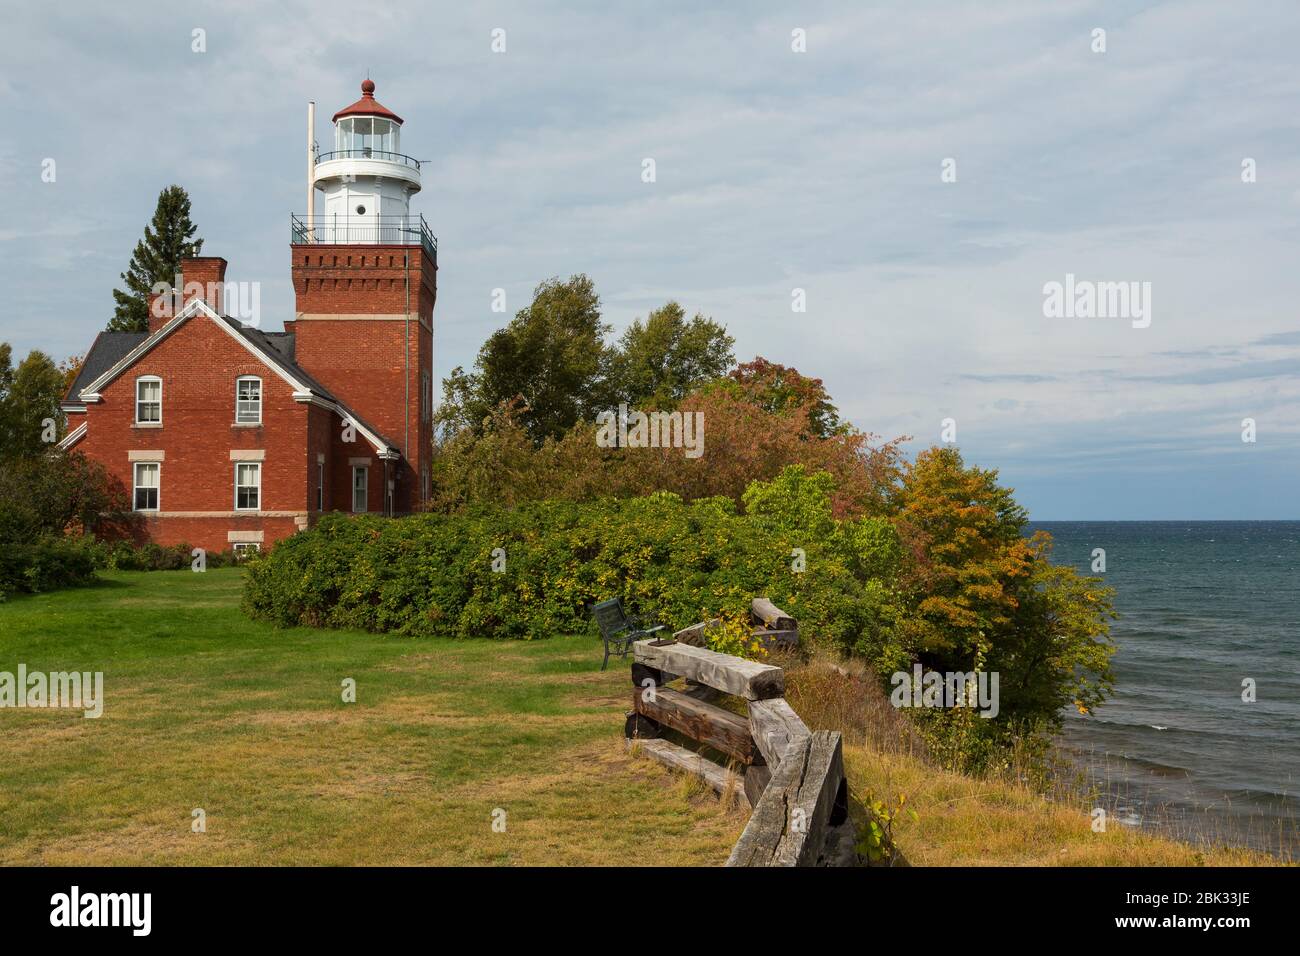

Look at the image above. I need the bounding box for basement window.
[232,542,260,560]
[133,462,159,511]
[135,377,162,424]
[235,376,262,424]
[235,462,261,511]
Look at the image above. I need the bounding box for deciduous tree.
[0,345,66,459]
[440,275,610,443]
[606,302,734,407]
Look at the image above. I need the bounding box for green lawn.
[3,569,1279,868]
[0,569,744,865]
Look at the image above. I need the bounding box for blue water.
[1028,521,1300,857]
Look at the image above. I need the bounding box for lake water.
[1028,521,1300,858]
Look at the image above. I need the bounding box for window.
[354,117,373,153]
[235,462,261,511]
[420,372,430,422]
[236,376,262,424]
[133,462,159,511]
[317,461,324,511]
[352,466,368,513]
[232,542,260,560]
[135,377,161,424]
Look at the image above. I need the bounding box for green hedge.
[242,491,901,659]
[94,541,236,572]
[0,537,243,600]
[0,535,100,598]
[239,464,1115,769]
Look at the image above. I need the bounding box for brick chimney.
[146,257,229,334]
[146,289,170,333]
[181,257,228,313]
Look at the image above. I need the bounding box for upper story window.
[135,377,162,424]
[236,376,262,424]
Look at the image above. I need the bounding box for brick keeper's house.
[59,80,437,554]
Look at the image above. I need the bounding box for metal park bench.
[592,598,664,670]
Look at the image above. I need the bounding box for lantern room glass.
[334,117,397,156]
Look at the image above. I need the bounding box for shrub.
[0,450,136,543]
[244,490,876,652]
[245,460,1116,770]
[0,535,100,599]
[96,541,234,572]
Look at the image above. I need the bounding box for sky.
[3,0,1299,519]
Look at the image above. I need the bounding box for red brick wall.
[70,242,437,550]
[79,313,312,553]
[288,243,436,512]
[306,403,390,518]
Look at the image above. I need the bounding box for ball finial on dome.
[361,79,376,96]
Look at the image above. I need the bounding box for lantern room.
[309,80,423,243]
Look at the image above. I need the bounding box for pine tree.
[108,185,204,332]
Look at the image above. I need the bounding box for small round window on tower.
[355,205,366,215]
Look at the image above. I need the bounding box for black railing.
[291,214,437,263]
[316,148,422,170]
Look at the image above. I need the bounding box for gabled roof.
[73,298,400,459]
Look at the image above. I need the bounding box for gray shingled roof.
[66,332,148,401]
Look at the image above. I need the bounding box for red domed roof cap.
[332,79,403,124]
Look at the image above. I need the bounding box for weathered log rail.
[623,637,857,866]
[671,598,801,652]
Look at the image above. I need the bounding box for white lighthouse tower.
[308,79,422,243]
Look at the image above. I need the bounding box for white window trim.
[135,376,162,425]
[234,461,261,512]
[133,461,160,512]
[235,375,263,425]
[352,465,368,514]
[317,461,325,511]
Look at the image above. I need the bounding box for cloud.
[3,0,1299,517]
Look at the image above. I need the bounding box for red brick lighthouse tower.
[288,80,437,512]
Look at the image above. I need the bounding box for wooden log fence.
[670,598,800,652]
[624,637,857,866]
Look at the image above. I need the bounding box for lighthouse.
[309,79,422,241]
[289,79,438,513]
